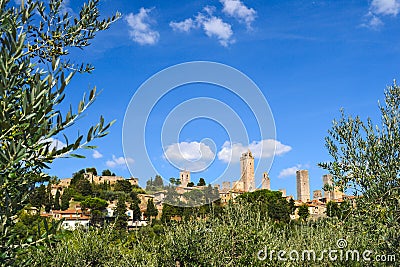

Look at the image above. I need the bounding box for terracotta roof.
[53,209,82,214]
[63,216,90,221]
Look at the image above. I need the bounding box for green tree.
[153,175,164,189]
[288,198,296,214]
[114,196,128,230]
[81,197,108,226]
[187,182,194,187]
[130,201,141,222]
[44,183,53,213]
[146,177,155,191]
[237,190,291,222]
[29,184,46,209]
[101,169,112,176]
[197,178,206,186]
[298,204,309,221]
[267,197,290,223]
[0,0,118,262]
[70,169,86,186]
[75,178,93,196]
[144,198,158,222]
[53,189,60,210]
[319,83,400,214]
[60,189,71,211]
[319,82,400,253]
[326,201,340,218]
[85,167,97,175]
[169,177,180,186]
[114,179,132,194]
[339,200,351,220]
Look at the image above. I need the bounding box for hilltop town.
[25,149,355,230]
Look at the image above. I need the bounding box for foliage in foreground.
[0,0,119,264]
[23,204,398,267]
[319,82,400,254]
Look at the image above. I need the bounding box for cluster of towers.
[296,170,343,202]
[178,149,341,202]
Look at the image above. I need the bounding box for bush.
[23,203,395,266]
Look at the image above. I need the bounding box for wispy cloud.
[278,164,311,178]
[370,0,400,16]
[170,18,196,32]
[278,164,303,178]
[362,0,400,29]
[106,155,134,168]
[220,0,256,29]
[170,6,235,47]
[125,8,160,45]
[217,139,291,163]
[92,150,103,159]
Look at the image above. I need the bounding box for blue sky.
[47,0,400,198]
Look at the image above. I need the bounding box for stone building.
[262,172,270,190]
[179,170,190,187]
[278,188,286,197]
[233,150,255,192]
[296,170,310,202]
[322,174,343,201]
[221,181,231,192]
[313,190,322,200]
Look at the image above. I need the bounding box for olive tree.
[0,0,119,263]
[319,82,400,253]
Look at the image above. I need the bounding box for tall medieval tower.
[240,150,255,192]
[179,170,190,187]
[296,170,310,202]
[323,174,343,200]
[261,172,270,190]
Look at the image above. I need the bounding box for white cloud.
[41,138,66,150]
[125,8,160,45]
[202,17,234,47]
[92,150,103,159]
[169,6,234,46]
[278,164,302,178]
[363,0,400,29]
[217,139,292,163]
[220,0,256,29]
[170,18,196,32]
[163,141,215,171]
[370,0,400,16]
[106,155,134,168]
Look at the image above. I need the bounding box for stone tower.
[323,174,343,200]
[261,172,270,190]
[278,188,287,197]
[179,170,190,187]
[240,150,255,192]
[222,181,231,192]
[296,170,310,202]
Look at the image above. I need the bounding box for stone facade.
[296,170,310,202]
[240,150,255,192]
[262,172,270,190]
[278,188,286,197]
[222,181,231,192]
[323,174,343,201]
[313,190,322,200]
[179,170,190,187]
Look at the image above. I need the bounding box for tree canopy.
[0,0,119,262]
